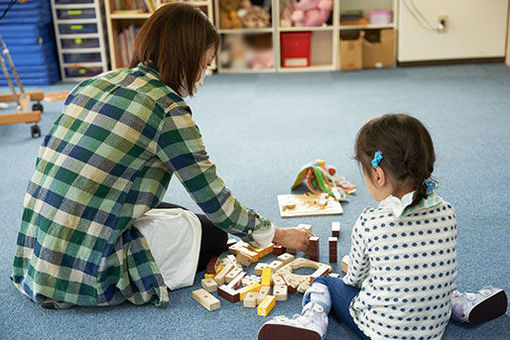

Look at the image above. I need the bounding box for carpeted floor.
[1,63,509,339]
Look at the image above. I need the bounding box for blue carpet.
[1,64,509,339]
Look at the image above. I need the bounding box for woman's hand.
[272,226,314,253]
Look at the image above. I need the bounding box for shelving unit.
[214,0,398,73]
[104,0,215,70]
[50,0,109,81]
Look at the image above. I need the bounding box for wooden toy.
[272,273,285,286]
[257,295,276,317]
[274,284,288,301]
[308,236,319,261]
[242,275,261,287]
[217,285,240,303]
[239,283,262,301]
[277,253,295,265]
[253,243,274,258]
[341,255,349,273]
[286,248,297,255]
[329,236,338,263]
[206,256,219,274]
[225,267,243,283]
[192,288,221,311]
[215,265,225,274]
[227,271,246,290]
[278,193,343,218]
[254,262,268,276]
[297,282,310,293]
[237,247,259,262]
[201,278,219,292]
[204,273,214,279]
[268,260,284,271]
[277,258,332,294]
[229,240,248,254]
[256,286,271,305]
[310,266,330,284]
[331,222,340,238]
[261,267,272,286]
[243,291,258,308]
[279,273,297,293]
[273,244,286,255]
[214,263,234,285]
[236,252,252,267]
[226,238,238,250]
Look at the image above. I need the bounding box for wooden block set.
[308,236,319,262]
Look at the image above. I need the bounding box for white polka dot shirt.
[344,192,457,340]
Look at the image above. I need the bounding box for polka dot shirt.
[344,193,457,340]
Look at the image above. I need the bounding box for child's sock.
[451,286,507,324]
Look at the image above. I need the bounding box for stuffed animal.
[281,0,333,27]
[250,48,273,69]
[220,0,243,29]
[237,0,271,28]
[218,34,250,69]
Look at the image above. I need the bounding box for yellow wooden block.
[237,247,259,262]
[204,273,214,279]
[215,265,225,274]
[261,267,272,286]
[253,243,274,258]
[238,283,262,301]
[257,295,275,317]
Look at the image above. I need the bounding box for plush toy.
[218,34,250,69]
[281,0,333,27]
[220,0,243,29]
[250,48,273,69]
[292,160,357,201]
[237,0,271,28]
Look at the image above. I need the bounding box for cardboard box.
[362,29,395,68]
[339,32,363,71]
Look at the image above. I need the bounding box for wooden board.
[277,193,343,218]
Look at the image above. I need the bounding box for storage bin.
[362,29,395,68]
[58,23,98,35]
[369,10,393,25]
[280,32,312,68]
[64,65,104,78]
[56,8,96,20]
[63,52,101,63]
[61,37,100,49]
[339,31,363,71]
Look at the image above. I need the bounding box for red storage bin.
[280,32,312,68]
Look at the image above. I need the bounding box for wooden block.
[274,284,288,301]
[329,237,338,263]
[204,273,214,279]
[215,265,224,274]
[256,285,271,305]
[206,256,219,274]
[277,253,295,265]
[257,295,276,317]
[279,273,297,293]
[268,260,284,271]
[243,291,258,308]
[286,248,297,255]
[331,222,340,238]
[192,288,220,311]
[272,273,285,286]
[226,238,238,249]
[236,252,252,267]
[214,263,234,285]
[229,240,248,254]
[297,282,310,293]
[237,247,260,262]
[261,267,272,286]
[227,271,246,290]
[308,236,319,262]
[253,244,274,258]
[217,285,240,303]
[273,244,286,255]
[341,255,349,273]
[254,262,268,276]
[310,266,330,284]
[226,267,243,283]
[242,274,261,287]
[239,283,262,301]
[201,278,218,292]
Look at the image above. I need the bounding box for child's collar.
[379,191,443,217]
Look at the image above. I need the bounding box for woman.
[12,3,311,308]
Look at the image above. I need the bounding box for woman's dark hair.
[354,114,435,207]
[130,3,219,96]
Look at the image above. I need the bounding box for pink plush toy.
[282,0,333,27]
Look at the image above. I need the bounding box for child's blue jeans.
[304,276,370,340]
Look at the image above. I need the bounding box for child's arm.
[343,212,370,288]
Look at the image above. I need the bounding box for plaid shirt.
[12,63,272,307]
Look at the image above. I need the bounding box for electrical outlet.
[437,15,448,33]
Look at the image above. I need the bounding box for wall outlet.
[437,15,448,33]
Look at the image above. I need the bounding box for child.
[258,114,507,340]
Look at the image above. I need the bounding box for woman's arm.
[156,105,310,250]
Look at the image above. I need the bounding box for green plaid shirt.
[12,63,272,307]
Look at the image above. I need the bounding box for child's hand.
[273,226,314,253]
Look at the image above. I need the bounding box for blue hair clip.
[424,177,439,194]
[371,151,383,168]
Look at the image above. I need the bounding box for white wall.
[398,0,509,62]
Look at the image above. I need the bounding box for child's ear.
[373,166,387,187]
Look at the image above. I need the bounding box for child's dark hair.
[355,114,435,207]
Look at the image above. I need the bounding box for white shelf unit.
[104,0,216,70]
[214,0,398,73]
[50,0,110,82]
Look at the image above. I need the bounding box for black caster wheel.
[31,124,41,138]
[32,102,43,113]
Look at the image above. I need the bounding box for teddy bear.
[237,0,271,29]
[220,0,243,29]
[280,0,333,27]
